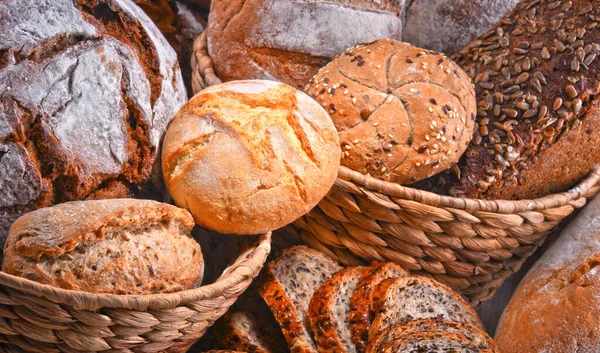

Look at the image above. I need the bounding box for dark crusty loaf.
[2,199,203,294]
[367,319,498,353]
[0,0,187,249]
[259,246,342,353]
[308,266,370,353]
[380,332,488,353]
[207,0,404,89]
[348,263,408,353]
[418,0,600,199]
[368,276,482,340]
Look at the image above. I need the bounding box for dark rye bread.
[0,0,186,249]
[367,319,498,353]
[259,246,342,353]
[380,332,488,353]
[348,263,409,353]
[417,0,600,199]
[368,276,482,341]
[308,266,370,353]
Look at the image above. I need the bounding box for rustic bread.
[402,0,520,55]
[349,263,409,353]
[367,319,498,353]
[207,0,404,89]
[2,199,202,295]
[305,39,476,184]
[259,246,342,353]
[162,80,340,235]
[308,266,370,353]
[494,194,600,353]
[0,0,187,249]
[380,332,487,353]
[368,276,482,340]
[419,0,600,199]
[176,1,206,94]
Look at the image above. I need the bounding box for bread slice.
[214,290,288,353]
[259,246,342,353]
[348,262,408,352]
[308,266,370,353]
[380,331,489,353]
[367,319,498,353]
[368,276,482,340]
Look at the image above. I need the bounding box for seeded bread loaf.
[368,276,482,340]
[0,0,187,250]
[349,263,409,353]
[207,0,405,89]
[419,0,600,199]
[2,199,203,294]
[305,39,476,184]
[259,246,342,353]
[308,266,370,353]
[367,319,498,353]
[380,332,488,353]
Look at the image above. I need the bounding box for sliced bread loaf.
[259,246,342,353]
[367,319,498,353]
[348,263,408,352]
[308,266,371,353]
[380,332,488,353]
[368,276,482,340]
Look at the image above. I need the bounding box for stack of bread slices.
[211,246,498,353]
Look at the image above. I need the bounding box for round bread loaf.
[162,80,340,235]
[305,39,476,184]
[0,0,187,251]
[207,0,404,89]
[2,199,203,295]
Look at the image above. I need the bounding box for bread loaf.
[0,0,187,249]
[419,0,600,199]
[495,194,600,352]
[162,80,340,235]
[207,0,404,89]
[305,39,476,184]
[2,199,203,295]
[379,332,488,353]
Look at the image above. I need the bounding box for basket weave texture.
[0,231,271,353]
[191,32,600,307]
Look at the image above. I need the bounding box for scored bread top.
[3,199,203,295]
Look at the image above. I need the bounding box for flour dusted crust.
[207,0,404,89]
[0,0,187,249]
[2,199,203,295]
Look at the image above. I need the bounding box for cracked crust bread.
[305,39,476,184]
[207,0,405,89]
[0,0,187,251]
[162,80,340,235]
[495,194,600,353]
[348,262,409,353]
[2,199,203,295]
[259,246,342,353]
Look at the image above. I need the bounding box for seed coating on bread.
[259,246,342,353]
[380,331,486,353]
[349,262,409,352]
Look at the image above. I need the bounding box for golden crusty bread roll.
[305,39,476,184]
[2,199,203,295]
[162,80,340,235]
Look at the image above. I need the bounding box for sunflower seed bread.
[368,276,482,340]
[349,262,409,353]
[380,332,488,353]
[259,246,342,353]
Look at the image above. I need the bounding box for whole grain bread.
[367,319,498,353]
[348,263,409,353]
[308,266,370,353]
[418,0,600,200]
[2,199,203,294]
[368,276,482,340]
[259,246,342,353]
[380,332,488,353]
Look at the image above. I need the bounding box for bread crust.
[380,331,489,353]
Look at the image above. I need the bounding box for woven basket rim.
[191,31,600,214]
[0,232,271,311]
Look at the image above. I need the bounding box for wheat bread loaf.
[259,246,342,353]
[2,199,203,295]
[380,332,488,353]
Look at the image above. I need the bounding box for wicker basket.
[191,32,600,307]
[0,231,271,353]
